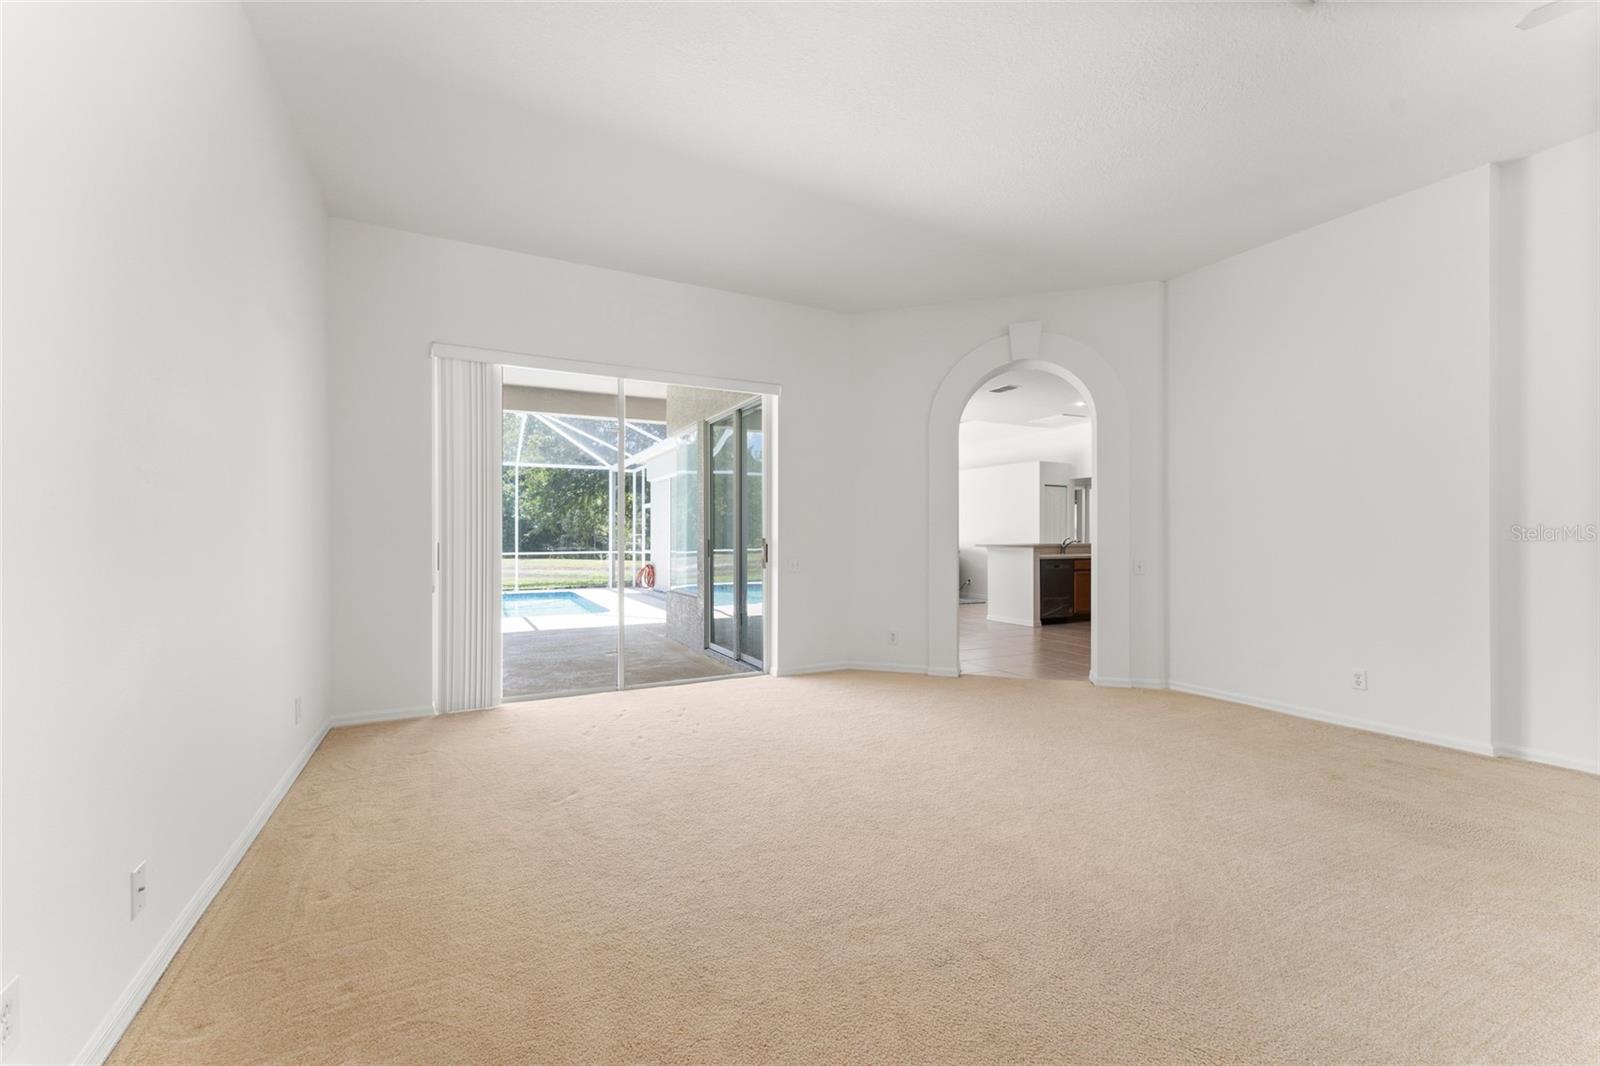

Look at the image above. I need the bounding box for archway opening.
[956,365,1096,680]
[925,327,1131,685]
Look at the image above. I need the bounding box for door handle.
[761,538,770,568]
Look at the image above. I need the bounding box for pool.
[502,590,609,618]
[711,583,764,608]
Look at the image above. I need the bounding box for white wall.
[849,284,1168,681]
[959,463,1045,547]
[1167,169,1496,753]
[1,5,329,1063]
[1492,133,1599,772]
[327,221,850,718]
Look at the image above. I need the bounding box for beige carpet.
[109,673,1599,1065]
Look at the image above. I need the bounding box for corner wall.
[1491,133,1599,772]
[1165,145,1600,771]
[1,6,330,1062]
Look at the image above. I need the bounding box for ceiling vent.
[988,384,1019,393]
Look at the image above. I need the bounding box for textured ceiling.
[962,369,1088,426]
[245,1,1599,311]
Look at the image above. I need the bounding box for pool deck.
[500,586,755,697]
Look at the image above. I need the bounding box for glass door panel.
[707,411,739,657]
[499,369,767,699]
[621,380,761,687]
[498,366,621,701]
[739,404,764,665]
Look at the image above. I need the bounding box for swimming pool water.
[502,590,609,618]
[711,583,764,608]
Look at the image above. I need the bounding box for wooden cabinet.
[1071,560,1091,621]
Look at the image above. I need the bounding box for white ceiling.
[962,369,1089,426]
[245,1,1598,312]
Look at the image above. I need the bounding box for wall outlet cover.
[888,630,899,645]
[1352,670,1369,691]
[294,696,303,725]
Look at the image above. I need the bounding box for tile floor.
[958,602,1090,680]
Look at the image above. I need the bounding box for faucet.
[1060,536,1079,552]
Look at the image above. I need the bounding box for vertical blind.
[435,356,503,712]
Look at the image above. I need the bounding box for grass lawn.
[501,556,620,591]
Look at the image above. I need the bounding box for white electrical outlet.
[130,862,147,920]
[294,696,303,725]
[1352,670,1368,691]
[1,976,19,1055]
[888,630,899,645]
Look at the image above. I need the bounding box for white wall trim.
[783,662,1161,686]
[329,704,436,728]
[76,724,331,1065]
[431,341,783,398]
[848,661,938,675]
[926,330,1135,684]
[1493,743,1600,776]
[1007,320,1042,361]
[779,661,941,677]
[1168,680,1496,758]
[984,614,1037,628]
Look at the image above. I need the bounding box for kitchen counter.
[978,544,1092,626]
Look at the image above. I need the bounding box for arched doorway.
[926,323,1133,684]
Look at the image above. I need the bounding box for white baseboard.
[1167,680,1495,758]
[77,724,331,1065]
[783,663,1157,686]
[1492,742,1600,776]
[985,614,1037,628]
[775,660,854,677]
[330,704,435,728]
[849,661,937,675]
[779,661,953,678]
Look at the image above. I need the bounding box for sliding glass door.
[739,404,765,667]
[707,401,764,668]
[707,411,739,658]
[620,383,767,688]
[497,365,768,700]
